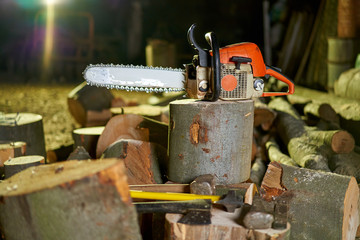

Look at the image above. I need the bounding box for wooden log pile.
[2,84,360,239]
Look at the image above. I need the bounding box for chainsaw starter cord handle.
[205,31,221,101]
[262,66,295,97]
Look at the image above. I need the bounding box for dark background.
[0,0,320,83]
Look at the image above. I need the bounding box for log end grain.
[331,131,355,153]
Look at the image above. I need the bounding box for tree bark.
[265,137,297,167]
[329,151,360,182]
[101,139,167,184]
[0,159,141,240]
[261,162,359,240]
[168,99,254,184]
[0,113,46,159]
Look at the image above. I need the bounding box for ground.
[0,82,156,153]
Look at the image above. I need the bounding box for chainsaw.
[83,24,294,101]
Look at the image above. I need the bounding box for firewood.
[269,97,354,171]
[329,151,360,182]
[168,99,254,184]
[46,144,74,163]
[303,101,340,124]
[4,155,44,179]
[67,81,114,126]
[111,104,167,122]
[0,141,26,168]
[335,68,360,100]
[265,138,297,167]
[67,146,91,161]
[250,157,267,187]
[72,126,104,158]
[261,162,359,240]
[254,98,277,131]
[101,139,167,184]
[96,114,168,158]
[0,159,141,240]
[0,113,46,158]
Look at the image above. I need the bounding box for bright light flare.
[42,1,55,74]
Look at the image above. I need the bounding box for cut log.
[96,114,168,158]
[111,105,168,122]
[0,159,141,240]
[265,138,298,167]
[254,98,277,131]
[164,208,290,240]
[0,113,46,159]
[261,162,359,240]
[329,151,360,182]
[67,81,114,126]
[250,157,267,187]
[268,98,330,171]
[72,126,104,158]
[0,141,26,178]
[4,155,44,179]
[168,99,254,184]
[85,109,112,127]
[46,144,74,163]
[101,139,167,184]
[303,101,340,124]
[335,68,360,100]
[307,129,355,153]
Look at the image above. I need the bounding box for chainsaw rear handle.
[262,66,295,97]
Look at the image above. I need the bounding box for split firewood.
[67,146,92,161]
[0,159,141,240]
[265,137,297,167]
[4,155,44,179]
[254,98,277,131]
[101,139,167,184]
[261,162,359,240]
[96,114,168,158]
[0,113,46,158]
[67,81,115,126]
[268,97,354,171]
[72,126,104,158]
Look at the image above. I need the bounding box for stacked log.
[0,159,141,240]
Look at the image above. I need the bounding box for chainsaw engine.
[185,63,263,100]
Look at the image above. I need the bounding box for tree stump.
[168,99,254,184]
[4,155,44,179]
[72,126,104,158]
[0,141,26,175]
[0,113,46,159]
[0,159,141,240]
[102,139,167,184]
[261,162,359,240]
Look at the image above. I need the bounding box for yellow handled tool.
[130,190,221,202]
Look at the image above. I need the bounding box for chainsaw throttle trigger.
[205,31,221,101]
[262,66,295,97]
[187,24,209,68]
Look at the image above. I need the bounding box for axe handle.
[130,190,220,202]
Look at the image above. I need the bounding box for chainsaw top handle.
[262,66,294,97]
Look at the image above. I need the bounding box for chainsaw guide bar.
[83,64,186,93]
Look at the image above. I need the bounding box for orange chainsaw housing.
[218,42,294,96]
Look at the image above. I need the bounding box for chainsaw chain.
[84,64,186,93]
